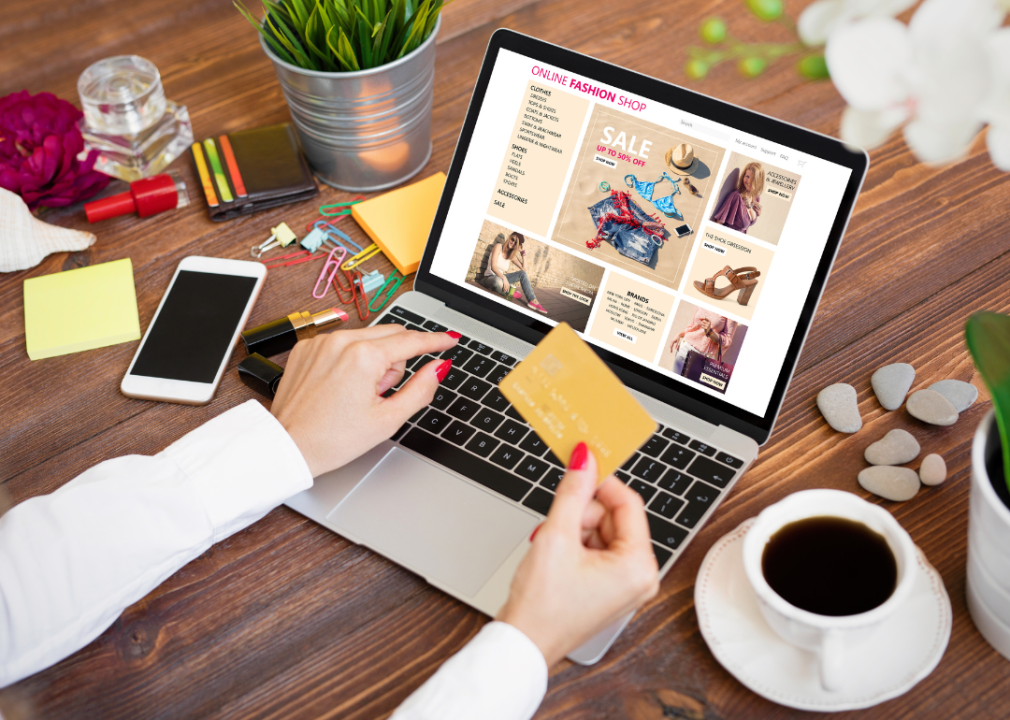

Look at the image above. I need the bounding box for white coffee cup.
[741,489,918,692]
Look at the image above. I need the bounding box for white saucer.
[695,518,952,711]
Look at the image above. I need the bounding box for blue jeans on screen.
[480,271,536,302]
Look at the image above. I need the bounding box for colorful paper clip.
[263,249,325,270]
[343,243,381,270]
[251,222,297,258]
[355,270,385,294]
[312,246,348,299]
[369,271,404,312]
[302,221,363,254]
[304,196,365,229]
[345,268,370,320]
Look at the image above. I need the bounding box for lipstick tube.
[84,170,189,222]
[241,307,349,357]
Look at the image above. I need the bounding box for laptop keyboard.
[376,305,745,571]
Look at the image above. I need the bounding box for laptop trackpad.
[326,447,539,598]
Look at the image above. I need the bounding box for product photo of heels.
[694,265,761,305]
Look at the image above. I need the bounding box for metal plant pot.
[966,410,1010,661]
[261,17,438,192]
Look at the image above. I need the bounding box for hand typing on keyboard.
[272,325,459,477]
[495,442,659,666]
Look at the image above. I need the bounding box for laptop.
[286,29,868,664]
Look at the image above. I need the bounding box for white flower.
[797,0,918,47]
[825,0,1006,164]
[980,29,1010,170]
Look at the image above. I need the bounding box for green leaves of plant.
[966,312,1010,489]
[239,0,448,71]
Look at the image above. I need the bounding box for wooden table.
[3,0,1009,717]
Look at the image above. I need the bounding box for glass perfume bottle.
[77,55,194,182]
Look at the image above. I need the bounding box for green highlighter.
[203,138,234,203]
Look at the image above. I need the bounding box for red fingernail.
[569,442,589,471]
[446,330,462,339]
[435,359,452,382]
[530,523,542,542]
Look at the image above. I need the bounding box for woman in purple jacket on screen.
[712,161,764,234]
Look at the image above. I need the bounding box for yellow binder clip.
[342,243,381,271]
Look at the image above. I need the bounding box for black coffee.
[761,516,897,616]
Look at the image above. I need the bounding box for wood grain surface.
[3,0,1010,718]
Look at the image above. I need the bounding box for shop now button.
[613,328,637,344]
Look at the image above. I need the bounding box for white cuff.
[164,399,313,540]
[392,621,548,720]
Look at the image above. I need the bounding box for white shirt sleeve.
[0,400,313,688]
[391,621,548,720]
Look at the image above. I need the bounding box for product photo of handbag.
[680,343,734,394]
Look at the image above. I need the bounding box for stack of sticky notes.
[352,172,445,276]
[23,258,141,360]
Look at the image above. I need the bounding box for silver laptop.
[286,30,867,664]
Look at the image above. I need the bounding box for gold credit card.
[499,322,656,482]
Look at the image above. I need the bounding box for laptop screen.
[420,36,864,442]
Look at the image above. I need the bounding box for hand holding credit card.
[499,322,656,482]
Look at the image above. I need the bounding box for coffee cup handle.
[819,630,845,692]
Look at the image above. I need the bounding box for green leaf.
[234,0,264,31]
[966,312,1010,491]
[267,11,317,68]
[357,14,373,67]
[287,0,312,30]
[305,6,339,70]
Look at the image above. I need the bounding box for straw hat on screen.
[665,143,699,176]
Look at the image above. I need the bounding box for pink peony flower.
[0,90,109,210]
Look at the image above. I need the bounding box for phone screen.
[130,270,258,383]
[675,224,691,236]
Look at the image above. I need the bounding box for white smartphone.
[121,256,267,405]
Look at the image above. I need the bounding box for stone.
[920,454,948,486]
[871,363,915,411]
[817,383,862,433]
[928,379,978,413]
[858,466,921,502]
[906,389,959,426]
[864,429,921,466]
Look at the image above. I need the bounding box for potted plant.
[965,311,1010,660]
[236,0,447,192]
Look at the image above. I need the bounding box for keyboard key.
[377,314,407,326]
[459,377,492,401]
[689,440,716,457]
[487,364,510,386]
[465,432,499,457]
[463,355,496,378]
[401,429,531,502]
[519,433,548,456]
[516,456,550,482]
[393,370,411,389]
[441,345,474,365]
[417,409,451,434]
[543,449,563,467]
[490,351,516,366]
[468,340,493,355]
[657,469,692,496]
[505,406,525,421]
[441,367,466,390]
[652,543,672,568]
[442,421,476,445]
[422,320,448,332]
[410,406,426,423]
[631,456,665,483]
[629,479,657,502]
[639,434,669,458]
[676,481,719,529]
[392,423,409,441]
[522,488,554,516]
[388,306,425,324]
[660,444,696,469]
[540,466,564,490]
[406,324,424,332]
[661,428,691,445]
[687,456,735,489]
[473,408,505,432]
[431,388,456,410]
[615,470,632,484]
[649,492,685,520]
[446,397,480,422]
[489,444,524,470]
[407,353,433,371]
[716,452,744,470]
[622,453,641,472]
[648,514,689,551]
[495,420,528,444]
[482,388,511,413]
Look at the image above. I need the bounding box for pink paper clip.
[313,245,348,299]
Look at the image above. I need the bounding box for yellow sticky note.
[499,322,656,481]
[24,258,141,360]
[351,172,445,276]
